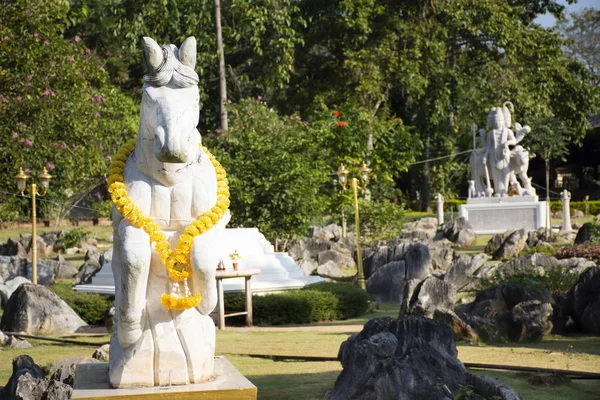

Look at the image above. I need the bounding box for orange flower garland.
[108,139,230,310]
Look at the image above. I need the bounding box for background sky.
[535,0,599,27]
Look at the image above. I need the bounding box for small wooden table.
[215,269,260,330]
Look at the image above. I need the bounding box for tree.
[558,8,600,86]
[204,98,329,243]
[523,116,572,234]
[0,0,138,221]
[284,0,598,209]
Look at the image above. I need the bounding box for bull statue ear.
[179,37,197,69]
[142,37,163,72]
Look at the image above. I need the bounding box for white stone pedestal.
[459,196,547,234]
[72,357,256,399]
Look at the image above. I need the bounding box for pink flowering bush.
[0,0,137,221]
[556,244,600,263]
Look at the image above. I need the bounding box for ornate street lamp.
[15,167,52,284]
[335,162,371,290]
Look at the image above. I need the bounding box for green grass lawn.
[1,324,599,399]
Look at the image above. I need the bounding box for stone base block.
[459,200,547,234]
[72,357,256,400]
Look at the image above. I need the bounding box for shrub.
[556,243,600,263]
[519,244,556,257]
[60,228,91,249]
[303,282,369,319]
[478,266,578,297]
[225,289,345,326]
[51,282,112,325]
[345,199,405,243]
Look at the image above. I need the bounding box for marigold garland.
[108,139,230,310]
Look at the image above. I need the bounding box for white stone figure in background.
[470,102,536,197]
[109,37,230,388]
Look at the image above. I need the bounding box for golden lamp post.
[15,167,52,285]
[336,162,371,290]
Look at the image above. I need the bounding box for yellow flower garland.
[108,138,230,310]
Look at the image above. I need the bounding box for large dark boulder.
[0,239,27,258]
[457,283,553,343]
[574,222,600,244]
[324,317,521,400]
[554,267,600,334]
[1,284,87,335]
[0,355,48,400]
[365,261,406,304]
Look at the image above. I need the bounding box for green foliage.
[302,282,370,319]
[224,283,370,325]
[50,282,112,325]
[519,244,557,258]
[60,227,90,249]
[253,290,339,325]
[454,385,502,400]
[343,199,405,243]
[478,266,579,297]
[204,98,329,242]
[0,0,138,221]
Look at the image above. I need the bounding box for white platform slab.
[72,356,256,399]
[459,197,547,234]
[74,228,323,295]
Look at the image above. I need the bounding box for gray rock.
[5,336,32,348]
[40,231,63,253]
[429,243,455,271]
[574,222,600,244]
[324,317,521,400]
[365,261,406,304]
[316,260,357,278]
[572,222,582,230]
[363,245,390,278]
[0,355,48,400]
[1,284,87,335]
[485,231,513,254]
[402,217,438,241]
[73,254,103,285]
[317,249,355,268]
[444,253,488,291]
[50,356,100,385]
[0,238,27,257]
[41,380,72,400]
[298,258,318,275]
[0,329,7,345]
[572,209,585,218]
[0,256,29,284]
[493,229,528,260]
[408,276,456,318]
[436,217,476,249]
[64,247,81,255]
[20,233,50,259]
[40,256,78,280]
[0,277,32,307]
[563,267,600,334]
[404,242,432,280]
[92,344,110,361]
[504,300,553,342]
[432,308,479,342]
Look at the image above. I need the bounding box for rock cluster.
[288,224,357,278]
[0,355,77,400]
[324,316,521,400]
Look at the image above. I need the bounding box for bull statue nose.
[154,125,190,163]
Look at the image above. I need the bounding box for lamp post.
[15,167,52,285]
[336,162,371,290]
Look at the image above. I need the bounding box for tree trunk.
[214,0,228,132]
[546,158,551,237]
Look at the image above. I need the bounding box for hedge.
[51,282,113,325]
[224,282,370,326]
